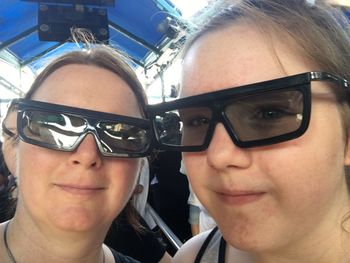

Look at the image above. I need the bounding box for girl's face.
[181,22,350,252]
[16,64,141,233]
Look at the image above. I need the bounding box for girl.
[148,0,350,262]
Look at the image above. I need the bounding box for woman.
[0,101,18,223]
[148,0,350,262]
[0,44,152,262]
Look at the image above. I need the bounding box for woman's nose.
[68,133,102,168]
[206,123,252,170]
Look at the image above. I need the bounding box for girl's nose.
[206,123,252,170]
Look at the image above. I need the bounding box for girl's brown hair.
[182,0,350,228]
[183,0,350,187]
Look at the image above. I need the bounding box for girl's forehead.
[180,23,316,98]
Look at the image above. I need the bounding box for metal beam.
[0,26,38,52]
[20,42,64,67]
[108,21,160,54]
[146,203,183,250]
[21,41,145,68]
[128,56,145,68]
[0,76,25,97]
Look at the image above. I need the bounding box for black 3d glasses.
[148,72,349,151]
[16,99,152,157]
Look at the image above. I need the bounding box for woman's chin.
[48,208,104,233]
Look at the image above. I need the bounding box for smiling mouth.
[217,191,265,206]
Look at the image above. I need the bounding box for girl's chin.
[219,223,270,252]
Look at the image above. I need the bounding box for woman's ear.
[133,184,144,195]
[2,138,17,176]
[345,131,350,166]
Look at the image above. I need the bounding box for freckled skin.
[181,21,350,259]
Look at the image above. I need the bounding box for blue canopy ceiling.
[0,0,184,71]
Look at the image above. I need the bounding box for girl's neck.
[229,231,350,263]
[230,198,350,263]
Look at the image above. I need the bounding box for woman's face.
[2,107,17,175]
[182,22,350,252]
[16,64,142,233]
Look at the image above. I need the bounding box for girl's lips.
[216,190,266,206]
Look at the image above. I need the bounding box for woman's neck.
[1,217,107,263]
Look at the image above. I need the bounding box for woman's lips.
[216,190,266,205]
[55,184,105,195]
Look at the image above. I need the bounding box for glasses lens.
[96,122,150,154]
[155,107,212,147]
[20,110,86,149]
[225,89,304,142]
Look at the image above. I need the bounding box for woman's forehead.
[31,64,142,117]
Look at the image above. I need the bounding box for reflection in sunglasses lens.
[20,110,149,155]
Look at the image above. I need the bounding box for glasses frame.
[17,99,153,158]
[147,71,349,151]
